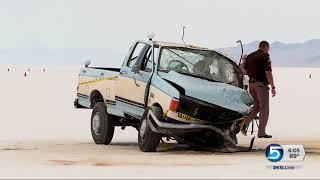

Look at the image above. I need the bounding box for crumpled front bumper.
[146,110,239,145]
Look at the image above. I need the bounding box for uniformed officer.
[241,41,276,138]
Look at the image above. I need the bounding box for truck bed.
[76,67,119,109]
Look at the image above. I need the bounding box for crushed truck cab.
[75,40,253,152]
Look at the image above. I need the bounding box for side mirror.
[131,64,141,74]
[84,60,91,67]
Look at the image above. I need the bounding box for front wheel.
[138,106,162,152]
[91,102,115,145]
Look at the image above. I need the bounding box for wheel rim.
[92,113,101,136]
[140,118,147,138]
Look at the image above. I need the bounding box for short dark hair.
[259,41,270,49]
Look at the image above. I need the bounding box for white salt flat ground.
[0,65,319,179]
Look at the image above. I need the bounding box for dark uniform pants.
[244,82,270,135]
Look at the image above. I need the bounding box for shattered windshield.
[158,47,242,86]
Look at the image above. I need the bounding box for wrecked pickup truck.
[74,39,253,152]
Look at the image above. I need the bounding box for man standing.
[241,41,276,138]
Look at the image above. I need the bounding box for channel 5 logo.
[265,144,284,162]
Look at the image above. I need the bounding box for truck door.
[116,42,153,117]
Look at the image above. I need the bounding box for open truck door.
[116,42,154,117]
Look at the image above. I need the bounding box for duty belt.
[249,78,259,83]
[249,78,268,85]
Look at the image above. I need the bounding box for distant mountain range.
[1,39,320,67]
[218,39,320,67]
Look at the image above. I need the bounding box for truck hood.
[159,71,253,115]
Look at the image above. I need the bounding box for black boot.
[258,134,272,138]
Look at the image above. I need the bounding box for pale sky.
[1,0,320,54]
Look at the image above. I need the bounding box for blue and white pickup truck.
[74,39,253,152]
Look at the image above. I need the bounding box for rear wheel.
[91,102,115,145]
[138,106,162,152]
